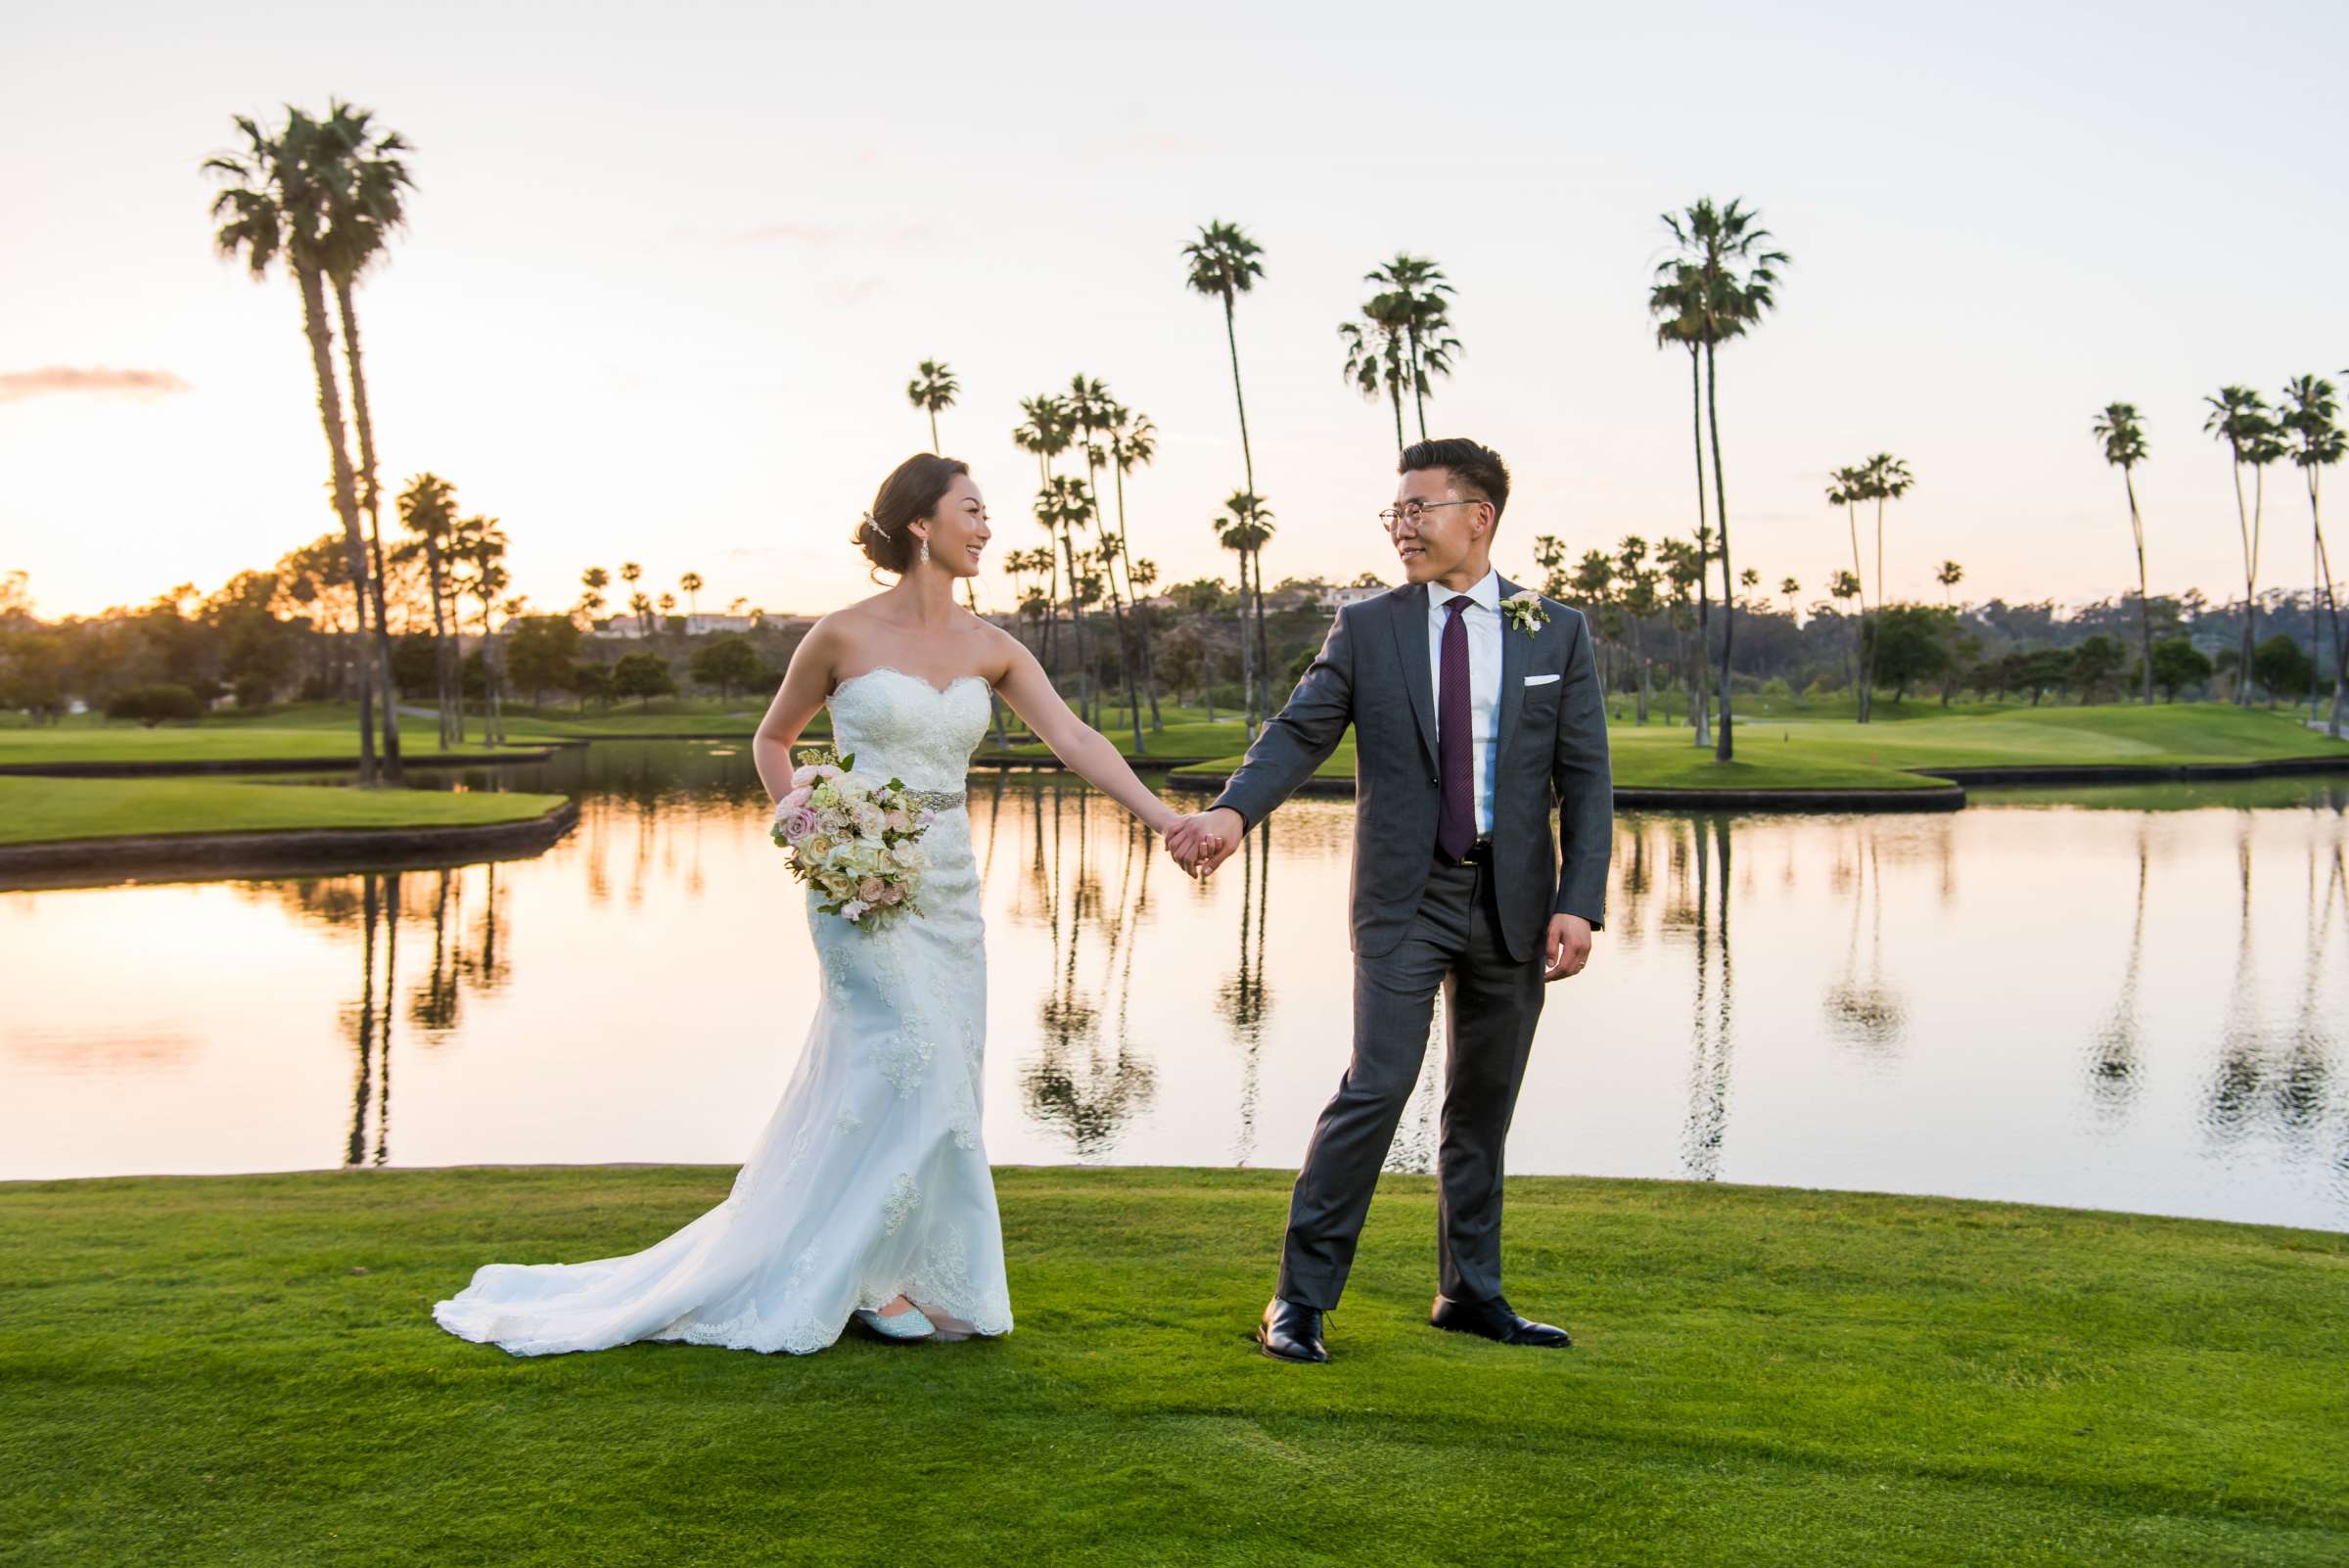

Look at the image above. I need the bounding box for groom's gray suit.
[1212,576,1612,1310]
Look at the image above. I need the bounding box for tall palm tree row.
[1657,197,1788,761]
[2205,385,2274,705]
[2280,375,2345,736]
[2093,402,2156,706]
[906,359,957,453]
[206,105,409,782]
[678,572,703,621]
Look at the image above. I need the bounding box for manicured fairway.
[1,1167,2338,1566]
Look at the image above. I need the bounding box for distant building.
[1317,584,1387,611]
[587,618,652,641]
[684,614,756,636]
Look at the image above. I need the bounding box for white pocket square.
[1523,673,1561,686]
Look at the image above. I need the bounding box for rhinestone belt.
[906,788,966,811]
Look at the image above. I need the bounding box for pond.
[4,742,2344,1232]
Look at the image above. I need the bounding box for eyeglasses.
[1377,499,1481,533]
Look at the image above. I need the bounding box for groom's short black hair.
[1400,438,1510,522]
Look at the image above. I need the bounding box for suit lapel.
[1391,583,1439,766]
[1495,576,1530,765]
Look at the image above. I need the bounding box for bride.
[434,453,1211,1355]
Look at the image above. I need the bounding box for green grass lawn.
[0,776,568,846]
[1173,703,2349,792]
[0,1167,2337,1566]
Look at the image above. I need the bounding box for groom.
[1168,438,1612,1363]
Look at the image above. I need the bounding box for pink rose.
[841,899,869,921]
[879,883,904,904]
[780,785,812,810]
[857,877,885,901]
[780,807,819,842]
[884,809,911,832]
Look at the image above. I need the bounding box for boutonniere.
[1499,590,1549,637]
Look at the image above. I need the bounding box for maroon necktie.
[1437,595,1474,861]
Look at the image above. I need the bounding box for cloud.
[0,366,193,402]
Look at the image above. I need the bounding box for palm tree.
[1036,474,1096,714]
[1658,198,1788,761]
[1066,375,1119,725]
[1215,492,1274,737]
[1365,254,1460,439]
[1862,453,1914,613]
[2206,386,2273,704]
[1738,567,1760,602]
[1935,561,1964,605]
[315,100,415,779]
[1618,536,1656,722]
[2280,375,2345,736]
[578,566,609,623]
[395,472,459,744]
[658,591,676,624]
[206,107,392,783]
[621,561,648,635]
[1569,549,1617,697]
[1829,569,1863,693]
[2093,402,2156,706]
[1182,219,1266,494]
[1655,537,1704,724]
[1339,301,1410,452]
[679,571,703,622]
[1106,407,1164,731]
[1827,465,1873,721]
[450,514,509,744]
[1779,576,1801,619]
[906,359,958,453]
[1012,394,1075,670]
[1649,262,1717,747]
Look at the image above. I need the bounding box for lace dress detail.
[433,668,1010,1356]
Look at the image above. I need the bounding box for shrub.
[105,683,202,727]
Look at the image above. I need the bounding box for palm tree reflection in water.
[1019,785,1159,1157]
[1821,833,1908,1053]
[1681,815,1733,1181]
[2204,820,2340,1157]
[2086,830,2151,1121]
[1222,816,1274,1165]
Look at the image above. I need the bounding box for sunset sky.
[5,0,2346,623]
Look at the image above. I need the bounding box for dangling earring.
[918,536,931,568]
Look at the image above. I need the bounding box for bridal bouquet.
[770,751,937,929]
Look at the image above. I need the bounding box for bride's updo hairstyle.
[855,453,969,576]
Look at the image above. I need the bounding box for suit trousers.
[1276,853,1545,1311]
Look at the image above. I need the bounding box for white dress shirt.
[1428,569,1502,838]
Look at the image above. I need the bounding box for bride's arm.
[990,635,1181,836]
[752,621,841,802]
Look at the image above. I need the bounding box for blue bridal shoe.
[854,1303,937,1342]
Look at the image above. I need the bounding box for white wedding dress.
[434,667,1011,1355]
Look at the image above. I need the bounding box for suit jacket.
[1211,577,1613,965]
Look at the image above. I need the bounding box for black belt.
[1451,838,1496,867]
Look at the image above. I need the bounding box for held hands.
[1543,913,1594,983]
[1164,807,1244,880]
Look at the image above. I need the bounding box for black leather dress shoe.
[1429,1293,1573,1348]
[1256,1297,1329,1362]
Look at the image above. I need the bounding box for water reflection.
[3,744,2346,1231]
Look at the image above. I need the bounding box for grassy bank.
[1172,702,2349,793]
[0,1166,2338,1566]
[0,776,569,846]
